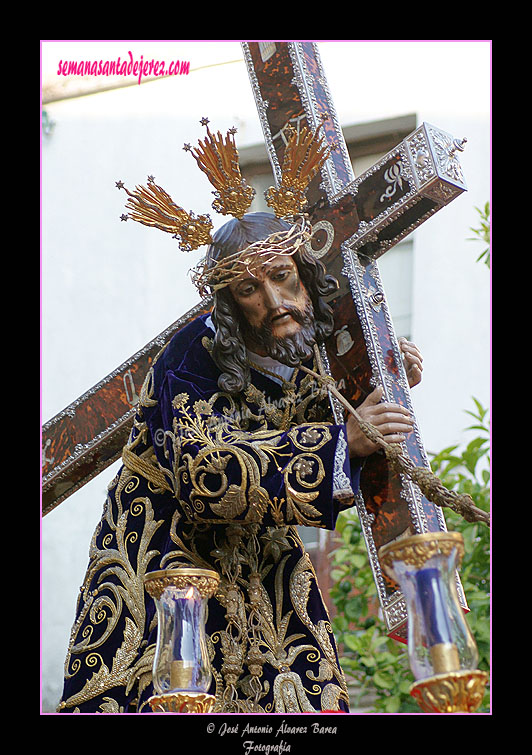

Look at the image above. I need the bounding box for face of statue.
[229,254,313,356]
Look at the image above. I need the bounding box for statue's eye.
[237,282,256,296]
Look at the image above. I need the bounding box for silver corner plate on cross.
[405,122,467,203]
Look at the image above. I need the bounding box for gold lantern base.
[148,690,216,713]
[410,669,488,713]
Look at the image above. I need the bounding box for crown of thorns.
[116,115,336,294]
[190,215,312,297]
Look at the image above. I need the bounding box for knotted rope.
[302,358,490,527]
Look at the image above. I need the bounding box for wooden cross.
[42,41,468,639]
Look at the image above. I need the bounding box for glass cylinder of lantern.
[378,532,488,713]
[144,568,220,713]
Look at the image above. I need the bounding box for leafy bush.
[330,399,490,713]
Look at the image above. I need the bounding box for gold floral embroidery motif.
[164,391,335,528]
[290,553,349,704]
[204,523,347,713]
[59,474,165,712]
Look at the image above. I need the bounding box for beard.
[242,300,317,368]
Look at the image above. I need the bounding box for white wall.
[410,115,490,455]
[40,40,491,712]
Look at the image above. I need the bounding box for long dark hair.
[208,213,338,394]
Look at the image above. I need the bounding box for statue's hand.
[346,386,414,458]
[399,337,423,388]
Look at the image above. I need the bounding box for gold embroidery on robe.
[59,333,352,713]
[59,479,165,713]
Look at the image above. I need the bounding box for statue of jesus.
[58,211,422,713]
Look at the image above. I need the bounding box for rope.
[302,357,490,527]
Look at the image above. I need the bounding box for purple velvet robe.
[58,313,360,713]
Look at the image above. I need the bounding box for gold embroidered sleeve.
[162,392,354,530]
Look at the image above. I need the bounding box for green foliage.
[467,201,490,268]
[429,397,491,695]
[329,399,490,713]
[330,514,419,713]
